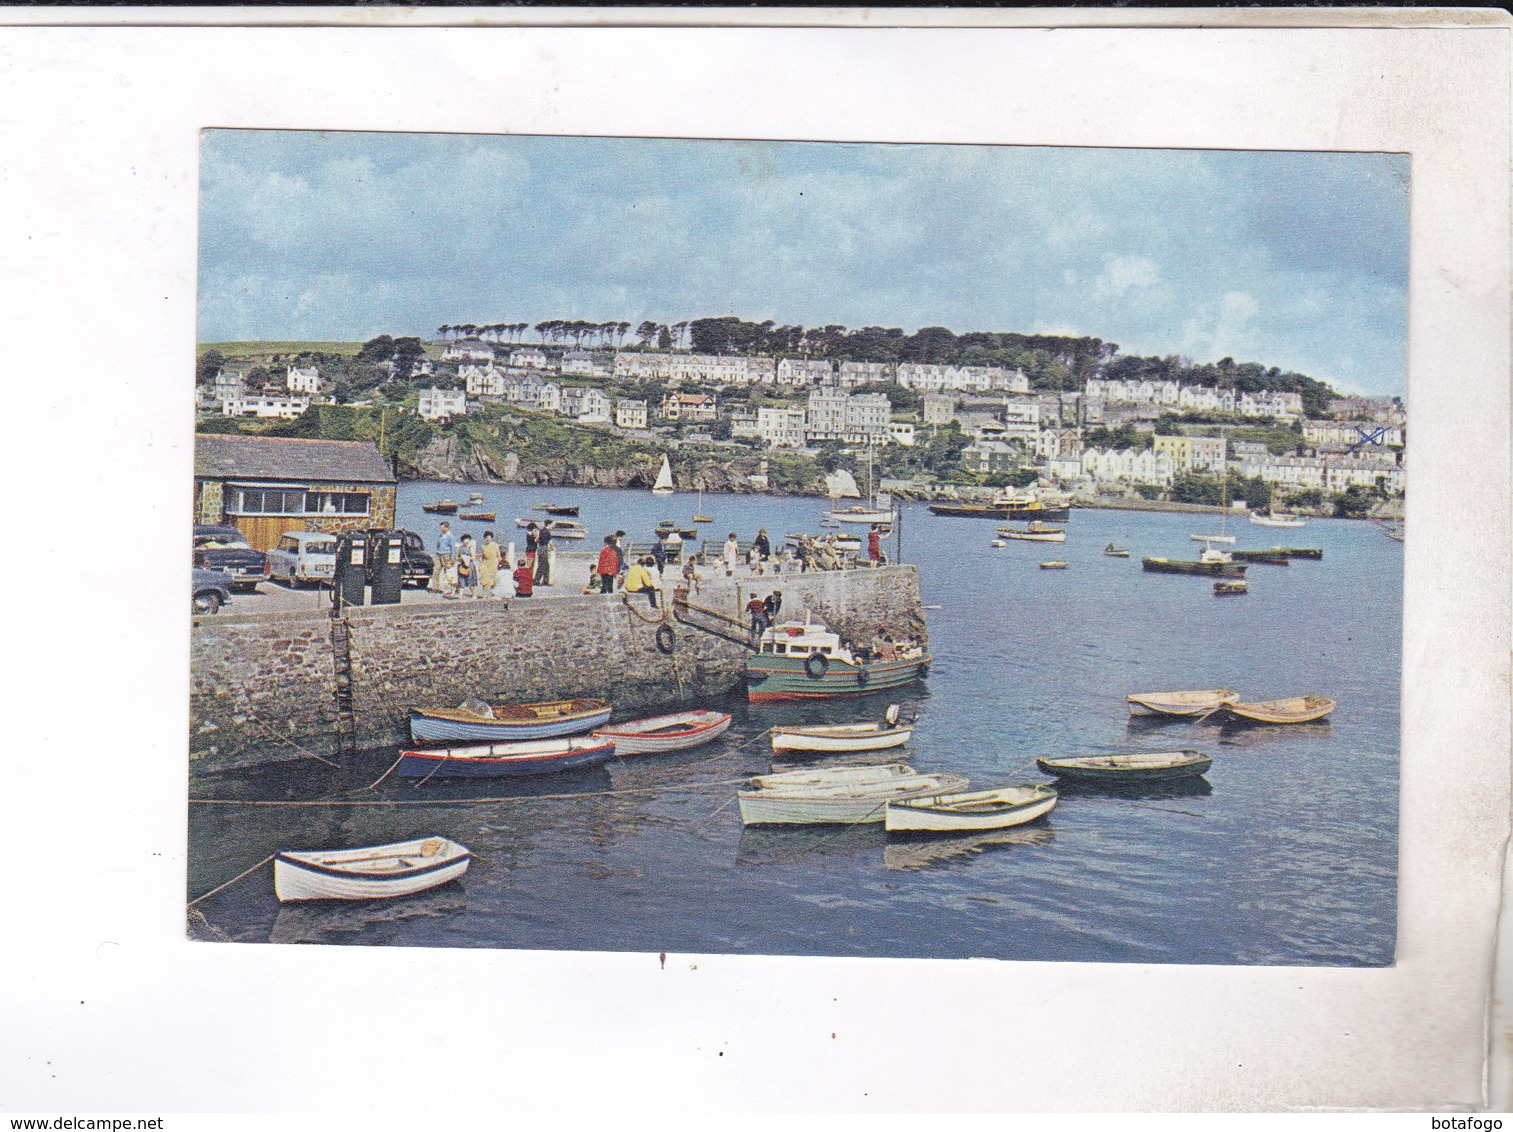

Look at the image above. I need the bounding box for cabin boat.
[746,617,931,703]
[928,489,1071,522]
[397,736,617,778]
[1213,579,1249,595]
[1126,689,1241,717]
[592,710,732,755]
[999,521,1066,542]
[652,454,675,496]
[409,698,611,743]
[1142,555,1246,577]
[1035,750,1213,782]
[771,707,912,753]
[1249,510,1307,528]
[274,837,472,902]
[885,783,1058,834]
[1213,695,1336,724]
[736,772,971,826]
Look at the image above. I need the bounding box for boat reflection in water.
[1048,775,1214,802]
[735,823,883,866]
[883,824,1056,873]
[1214,720,1334,746]
[268,883,469,945]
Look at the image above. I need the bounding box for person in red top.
[868,525,882,565]
[596,535,620,594]
[513,561,534,597]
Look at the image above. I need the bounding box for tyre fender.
[804,653,829,679]
[856,664,871,687]
[655,624,676,655]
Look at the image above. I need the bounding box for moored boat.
[823,505,896,525]
[1040,560,1068,569]
[746,618,930,703]
[1214,695,1336,724]
[398,736,617,777]
[592,710,732,755]
[999,521,1066,542]
[544,505,581,517]
[736,772,971,826]
[422,500,460,514]
[1104,543,1131,557]
[1190,533,1235,544]
[1213,579,1249,595]
[771,706,912,753]
[409,697,612,743]
[1249,510,1307,528]
[1142,556,1247,577]
[516,518,587,538]
[457,511,496,522]
[1035,750,1213,782]
[1229,548,1289,564]
[274,837,472,902]
[928,490,1071,522]
[1126,689,1241,717]
[885,783,1058,834]
[748,762,917,791]
[466,492,485,504]
[1277,547,1323,560]
[652,454,675,496]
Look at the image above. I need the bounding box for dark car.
[365,528,434,588]
[192,524,270,592]
[192,567,233,615]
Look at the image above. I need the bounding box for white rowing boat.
[273,837,472,902]
[885,784,1059,833]
[748,762,917,791]
[770,721,912,753]
[592,710,732,754]
[1126,689,1241,717]
[736,772,970,826]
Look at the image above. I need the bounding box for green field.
[199,341,367,357]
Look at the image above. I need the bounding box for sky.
[199,131,1410,396]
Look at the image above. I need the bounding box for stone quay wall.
[189,564,927,774]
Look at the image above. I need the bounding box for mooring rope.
[186,853,275,908]
[189,777,752,808]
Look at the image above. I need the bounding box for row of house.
[1083,378,1305,419]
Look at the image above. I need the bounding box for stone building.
[193,433,396,552]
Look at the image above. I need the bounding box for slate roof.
[195,434,396,485]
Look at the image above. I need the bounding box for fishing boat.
[397,736,617,777]
[736,772,971,826]
[274,837,473,902]
[746,617,931,703]
[1104,543,1131,557]
[1213,579,1249,595]
[1141,554,1246,577]
[651,454,675,496]
[1040,560,1068,569]
[1214,695,1336,724]
[885,783,1058,834]
[409,697,611,743]
[1189,533,1235,544]
[457,511,496,522]
[928,488,1070,522]
[422,500,460,514]
[1126,689,1241,717]
[748,762,918,791]
[771,706,912,753]
[1249,510,1307,528]
[1229,548,1289,564]
[999,521,1066,542]
[592,710,732,755]
[1035,750,1213,782]
[1277,547,1323,560]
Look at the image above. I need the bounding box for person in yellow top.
[477,531,501,598]
[623,556,659,609]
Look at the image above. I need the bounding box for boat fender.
[655,624,676,655]
[856,665,871,687]
[918,662,930,679]
[804,653,829,679]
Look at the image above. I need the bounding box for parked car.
[192,524,270,592]
[267,531,339,587]
[365,528,435,588]
[192,567,233,615]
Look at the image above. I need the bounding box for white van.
[267,531,339,587]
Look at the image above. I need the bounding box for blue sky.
[199,131,1409,396]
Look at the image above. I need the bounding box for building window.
[229,488,309,515]
[306,491,371,515]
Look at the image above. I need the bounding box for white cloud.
[1095,255,1162,296]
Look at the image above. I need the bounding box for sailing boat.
[824,438,897,525]
[651,454,675,497]
[693,486,712,523]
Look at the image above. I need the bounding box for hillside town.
[197,329,1406,514]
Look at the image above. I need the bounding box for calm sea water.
[188,483,1400,965]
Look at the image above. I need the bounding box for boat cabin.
[757,620,855,665]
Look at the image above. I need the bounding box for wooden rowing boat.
[457,511,496,522]
[749,763,917,791]
[1040,560,1068,569]
[409,698,611,743]
[885,783,1058,833]
[770,716,912,753]
[1035,749,1212,782]
[1104,544,1130,557]
[274,837,472,902]
[736,772,970,826]
[1126,689,1240,717]
[422,500,460,514]
[1215,695,1336,724]
[397,736,617,777]
[592,710,732,755]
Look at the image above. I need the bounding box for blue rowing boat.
[409,698,611,743]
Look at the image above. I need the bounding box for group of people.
[588,532,661,608]
[428,519,551,599]
[744,589,784,634]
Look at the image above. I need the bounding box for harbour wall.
[188,564,928,774]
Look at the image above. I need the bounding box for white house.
[1081,446,1175,486]
[510,347,549,370]
[443,338,494,363]
[837,361,892,388]
[616,399,648,429]
[887,420,916,447]
[1302,420,1404,448]
[286,365,320,394]
[805,387,890,443]
[1238,390,1304,419]
[777,358,835,386]
[561,350,602,376]
[223,394,310,420]
[758,406,806,448]
[417,387,466,420]
[462,364,507,397]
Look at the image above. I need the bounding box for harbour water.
[188,484,1399,964]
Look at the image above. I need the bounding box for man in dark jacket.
[534,521,553,585]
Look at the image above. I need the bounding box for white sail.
[652,454,675,494]
[825,469,861,499]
